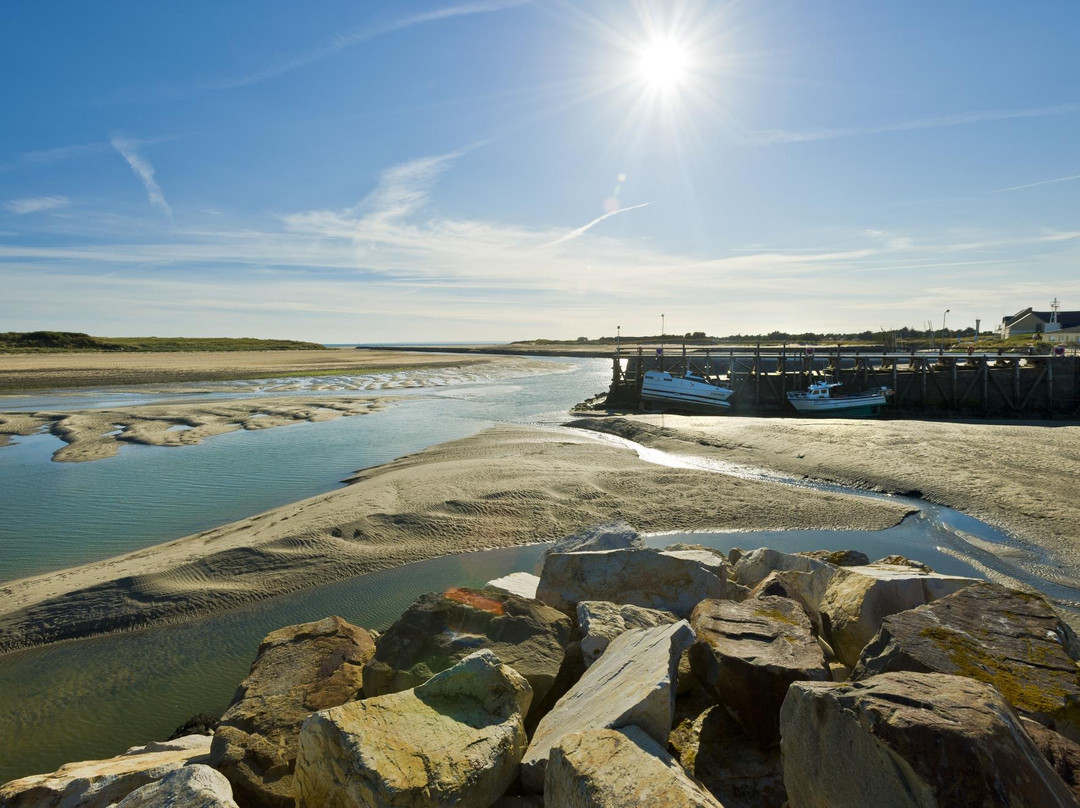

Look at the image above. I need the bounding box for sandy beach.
[574,415,1080,589]
[0,423,913,654]
[0,348,493,391]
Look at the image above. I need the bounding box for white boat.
[786,381,891,416]
[640,370,734,412]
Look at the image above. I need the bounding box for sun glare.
[637,37,690,90]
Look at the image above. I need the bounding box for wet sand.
[0,424,912,654]
[574,415,1080,588]
[0,397,390,461]
[0,348,489,391]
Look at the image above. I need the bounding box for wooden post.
[1013,361,1021,404]
[781,345,787,398]
[1048,356,1055,410]
[754,343,761,406]
[951,360,958,409]
[921,358,928,405]
[982,359,989,410]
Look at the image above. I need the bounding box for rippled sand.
[0,424,912,654]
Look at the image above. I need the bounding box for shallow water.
[0,358,608,581]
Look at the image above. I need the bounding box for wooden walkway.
[607,347,1080,417]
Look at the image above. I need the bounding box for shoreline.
[0,423,913,655]
[0,348,497,392]
[572,415,1080,588]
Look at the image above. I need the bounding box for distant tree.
[576,336,588,343]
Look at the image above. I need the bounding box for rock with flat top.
[110,764,238,808]
[690,596,828,746]
[732,547,835,589]
[361,588,572,730]
[485,573,540,600]
[854,581,1080,742]
[874,554,933,572]
[797,549,870,567]
[780,672,1077,808]
[535,521,645,574]
[0,735,211,808]
[818,563,977,667]
[577,601,679,667]
[295,649,532,808]
[537,549,746,618]
[209,616,375,808]
[520,621,694,793]
[545,726,724,807]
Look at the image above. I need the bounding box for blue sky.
[1,1,1077,341]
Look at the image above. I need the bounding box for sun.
[637,37,690,90]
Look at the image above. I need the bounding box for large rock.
[0,735,211,808]
[676,706,786,808]
[1021,717,1080,803]
[485,573,540,600]
[537,549,747,618]
[520,621,694,793]
[535,520,645,574]
[732,547,835,589]
[797,549,870,567]
[780,672,1078,808]
[853,582,1080,741]
[544,726,723,807]
[690,596,828,746]
[361,588,571,729]
[110,764,238,808]
[818,564,977,667]
[577,601,679,667]
[209,616,375,808]
[295,649,531,808]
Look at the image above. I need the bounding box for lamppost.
[661,313,665,340]
[616,325,620,355]
[942,309,950,349]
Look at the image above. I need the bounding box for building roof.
[1002,308,1080,329]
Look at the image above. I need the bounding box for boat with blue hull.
[787,381,891,417]
[640,370,734,413]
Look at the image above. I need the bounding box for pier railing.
[607,347,1080,417]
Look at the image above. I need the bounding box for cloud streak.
[204,0,532,90]
[110,135,172,217]
[994,173,1080,193]
[751,103,1080,145]
[4,196,69,215]
[538,202,652,249]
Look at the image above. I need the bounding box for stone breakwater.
[5,521,1080,807]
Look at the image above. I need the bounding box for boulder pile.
[5,522,1080,808]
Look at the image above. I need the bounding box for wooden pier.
[607,347,1080,418]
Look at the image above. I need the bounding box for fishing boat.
[786,381,892,417]
[639,370,734,412]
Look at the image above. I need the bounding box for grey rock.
[521,621,694,793]
[109,765,238,808]
[854,581,1080,742]
[577,601,679,667]
[295,649,531,808]
[781,672,1077,808]
[544,726,723,807]
[209,616,375,808]
[537,548,747,618]
[690,596,828,746]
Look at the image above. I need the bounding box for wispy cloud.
[204,0,531,90]
[110,135,171,217]
[539,202,652,249]
[751,103,1080,145]
[994,173,1080,193]
[4,196,69,215]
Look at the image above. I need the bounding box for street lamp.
[942,309,950,349]
[616,325,620,354]
[661,313,665,340]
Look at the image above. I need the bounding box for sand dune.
[0,424,911,654]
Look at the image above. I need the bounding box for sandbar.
[0,424,912,654]
[0,348,499,392]
[574,415,1080,590]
